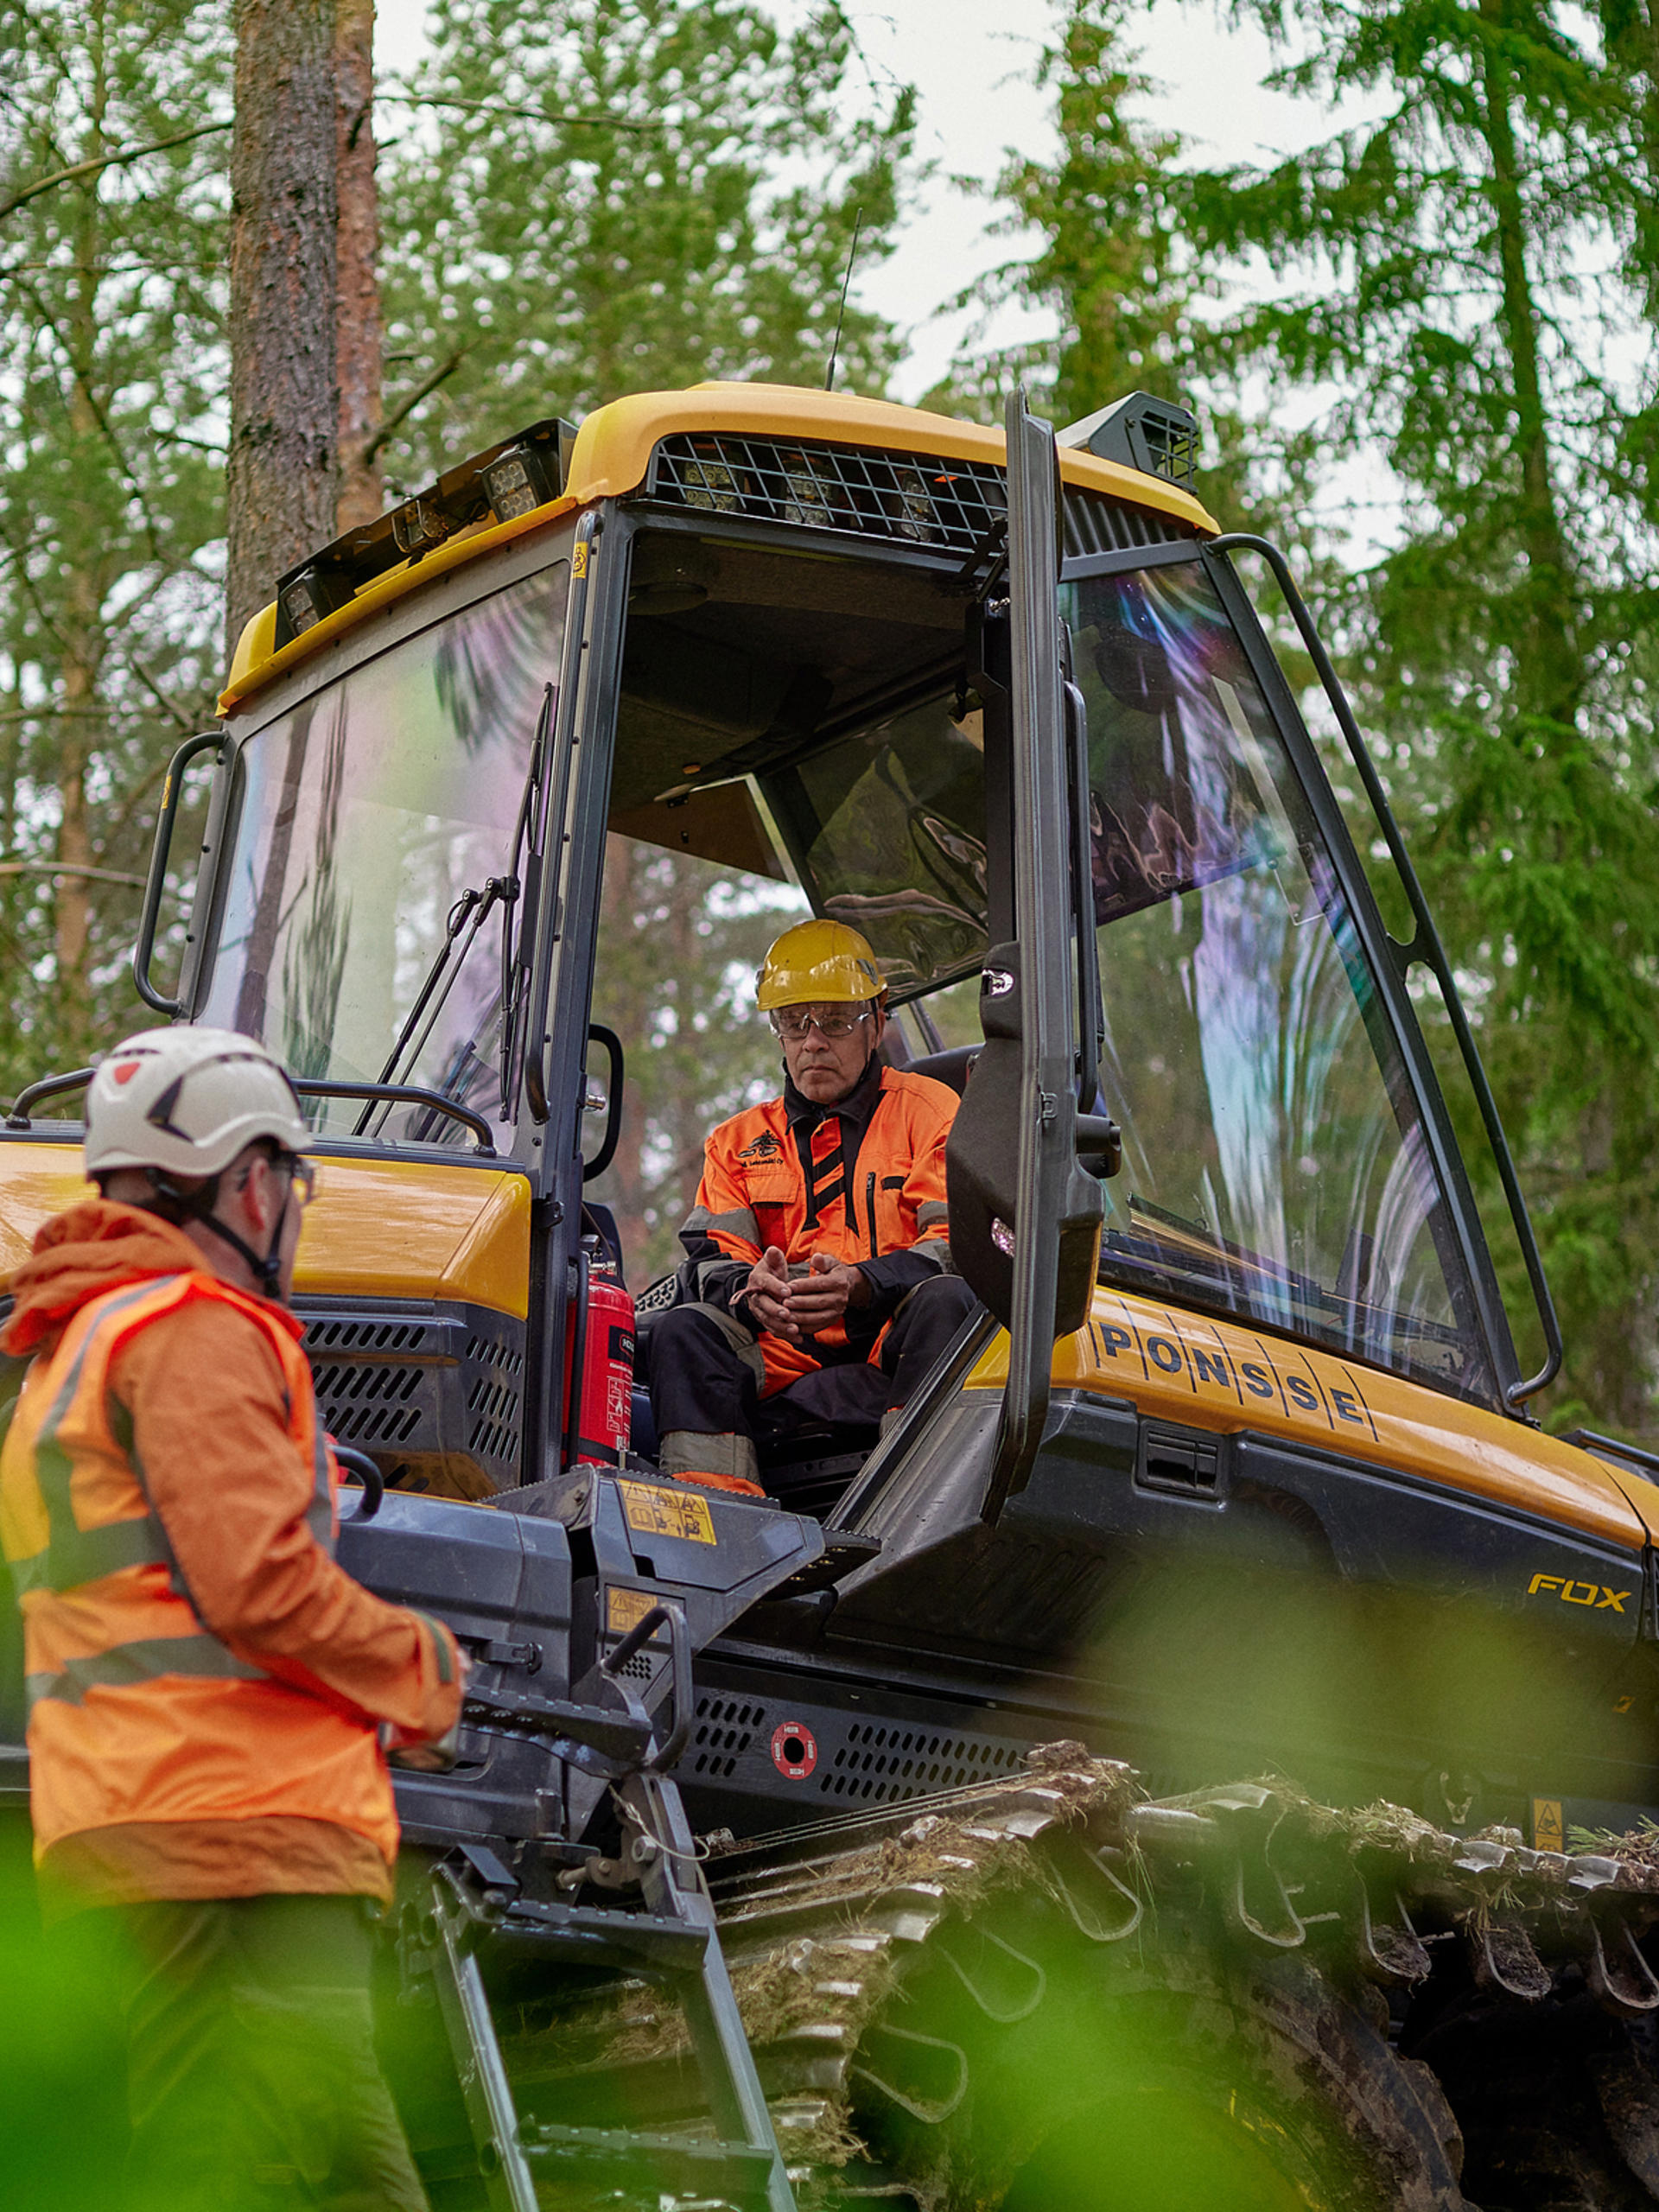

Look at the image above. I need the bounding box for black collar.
[782,1052,887,1134]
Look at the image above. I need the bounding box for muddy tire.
[836,1843,1472,2212]
[1412,1990,1659,2210]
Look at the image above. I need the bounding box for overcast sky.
[372,0,1354,404]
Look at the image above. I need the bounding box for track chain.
[493,1747,1659,2207]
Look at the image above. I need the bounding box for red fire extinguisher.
[563,1236,636,1467]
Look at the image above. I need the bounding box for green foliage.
[0,0,231,1091]
[587,837,804,1286]
[0,0,911,1109]
[929,0,1189,429]
[1177,0,1659,1431]
[375,0,915,481]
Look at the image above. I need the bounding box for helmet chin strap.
[143,1168,290,1300]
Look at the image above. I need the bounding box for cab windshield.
[1064,560,1490,1401]
[196,563,569,1139]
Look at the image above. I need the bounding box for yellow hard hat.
[756,918,886,1010]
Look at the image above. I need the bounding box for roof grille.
[649,433,1006,552]
[647,432,1196,563]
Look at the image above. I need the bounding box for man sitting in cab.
[642,919,976,1499]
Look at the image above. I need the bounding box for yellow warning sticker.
[606,1585,658,1635]
[1532,1797,1564,1853]
[572,540,589,579]
[619,1479,716,1547]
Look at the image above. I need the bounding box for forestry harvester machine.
[6,384,1659,2209]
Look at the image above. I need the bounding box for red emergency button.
[770,1722,817,1779]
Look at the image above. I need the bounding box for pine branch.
[381,92,653,134]
[0,118,232,225]
[362,346,474,467]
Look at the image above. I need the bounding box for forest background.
[1,0,1656,1442]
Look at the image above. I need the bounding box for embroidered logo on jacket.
[737,1131,784,1161]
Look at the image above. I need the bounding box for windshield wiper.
[353,680,554,1144]
[356,878,513,1136]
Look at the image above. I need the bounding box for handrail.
[295,1080,496,1154]
[6,1066,94,1129]
[1562,1428,1659,1483]
[1208,532,1562,1406]
[4,1067,496,1155]
[582,1024,624,1182]
[132,729,225,1015]
[332,1444,385,1520]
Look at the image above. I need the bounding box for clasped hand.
[743,1245,870,1342]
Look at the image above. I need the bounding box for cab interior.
[582,524,996,1502]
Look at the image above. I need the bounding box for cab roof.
[219,381,1219,716]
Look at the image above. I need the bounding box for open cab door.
[946,394,1110,1522]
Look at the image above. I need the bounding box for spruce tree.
[1180,0,1659,1433]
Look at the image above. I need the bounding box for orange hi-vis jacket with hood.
[679,1058,957,1395]
[0,1201,462,1914]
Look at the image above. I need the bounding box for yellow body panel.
[219,380,1219,715]
[0,1147,530,1320]
[0,1148,94,1288]
[294,1158,531,1316]
[964,1283,1649,1553]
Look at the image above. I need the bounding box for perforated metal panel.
[818,1721,1026,1803]
[690,1695,767,1780]
[298,1300,526,1491]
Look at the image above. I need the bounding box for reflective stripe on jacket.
[684,1065,957,1394]
[0,1269,401,1866]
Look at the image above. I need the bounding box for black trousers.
[78,1892,428,2212]
[645,1274,978,1450]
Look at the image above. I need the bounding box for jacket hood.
[2,1199,209,1359]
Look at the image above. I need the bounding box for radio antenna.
[823,207,863,393]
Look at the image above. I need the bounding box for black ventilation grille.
[690,1695,766,1780]
[1064,486,1195,560]
[310,1359,424,1447]
[466,1332,524,1467]
[820,1721,1024,1803]
[296,1300,527,1491]
[650,433,1006,552]
[647,431,1198,564]
[305,1316,430,1355]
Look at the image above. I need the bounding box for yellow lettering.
[1527,1573,1564,1597]
[1598,1587,1630,1613]
[1562,1580,1599,1605]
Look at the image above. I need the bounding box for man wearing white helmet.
[0,1026,463,2211]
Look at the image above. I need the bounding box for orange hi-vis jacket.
[683,1063,957,1395]
[0,1202,461,1910]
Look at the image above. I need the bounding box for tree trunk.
[334,0,383,533]
[225,0,340,661]
[1476,0,1583,737]
[54,3,112,1062]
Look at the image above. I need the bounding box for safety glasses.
[769,1007,874,1042]
[270,1151,318,1208]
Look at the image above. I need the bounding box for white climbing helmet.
[84,1027,310,1182]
